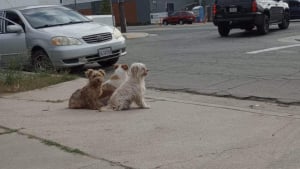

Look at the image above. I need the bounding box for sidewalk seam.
[0,125,137,169]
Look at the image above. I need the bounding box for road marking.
[246,44,300,54]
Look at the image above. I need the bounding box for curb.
[122,32,149,39]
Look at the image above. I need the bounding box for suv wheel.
[218,23,230,37]
[163,20,168,25]
[32,49,54,72]
[179,20,184,25]
[245,26,254,32]
[278,12,289,29]
[257,15,269,35]
[98,57,119,67]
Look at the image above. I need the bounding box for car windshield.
[21,6,91,29]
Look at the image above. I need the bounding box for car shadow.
[220,27,283,38]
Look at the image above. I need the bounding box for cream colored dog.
[109,63,150,111]
[98,64,129,105]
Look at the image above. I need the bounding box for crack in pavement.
[0,125,137,169]
[148,87,300,106]
[0,96,67,103]
[271,119,296,137]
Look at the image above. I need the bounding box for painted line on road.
[246,44,300,54]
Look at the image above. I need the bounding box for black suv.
[213,0,290,36]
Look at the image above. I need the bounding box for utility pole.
[118,0,126,33]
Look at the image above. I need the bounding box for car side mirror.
[7,25,24,33]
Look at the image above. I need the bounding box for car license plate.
[98,48,112,57]
[229,7,237,13]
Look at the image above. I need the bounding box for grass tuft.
[41,140,87,155]
[0,69,77,94]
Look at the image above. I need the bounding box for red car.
[162,11,196,25]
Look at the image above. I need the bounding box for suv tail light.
[252,0,257,12]
[213,3,217,15]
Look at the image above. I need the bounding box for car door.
[0,13,28,68]
[170,12,180,24]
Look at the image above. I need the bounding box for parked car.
[162,11,196,25]
[0,5,126,71]
[213,0,290,37]
[285,0,300,19]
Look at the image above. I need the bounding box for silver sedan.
[0,5,126,70]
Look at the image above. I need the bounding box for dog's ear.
[121,64,129,71]
[113,64,119,70]
[85,69,94,78]
[130,65,139,76]
[98,69,106,77]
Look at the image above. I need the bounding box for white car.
[0,5,126,70]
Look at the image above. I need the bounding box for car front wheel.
[98,57,119,67]
[163,20,168,25]
[32,49,54,72]
[218,23,230,37]
[179,20,184,25]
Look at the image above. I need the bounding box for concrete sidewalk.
[1,78,300,169]
[122,32,149,39]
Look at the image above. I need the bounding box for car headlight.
[51,36,82,46]
[112,28,122,39]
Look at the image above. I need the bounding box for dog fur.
[69,69,105,110]
[100,64,129,99]
[108,63,150,111]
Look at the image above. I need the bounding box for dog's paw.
[142,105,151,109]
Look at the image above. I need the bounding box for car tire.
[98,57,119,67]
[179,20,184,25]
[32,49,54,72]
[278,12,289,29]
[257,15,269,35]
[245,26,254,32]
[218,23,230,37]
[163,20,168,25]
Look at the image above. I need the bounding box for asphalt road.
[118,21,300,105]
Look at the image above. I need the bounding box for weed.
[41,140,87,155]
[0,67,78,93]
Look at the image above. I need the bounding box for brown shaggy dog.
[69,69,105,111]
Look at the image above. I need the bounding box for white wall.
[0,0,60,9]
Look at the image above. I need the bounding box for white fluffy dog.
[98,64,129,105]
[109,63,150,111]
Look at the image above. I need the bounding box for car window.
[21,6,91,29]
[5,11,25,31]
[172,12,179,16]
[4,18,18,33]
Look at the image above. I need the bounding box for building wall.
[136,0,151,24]
[112,0,137,26]
[150,0,198,13]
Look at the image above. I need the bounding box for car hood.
[38,22,114,38]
